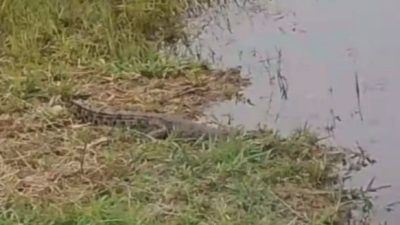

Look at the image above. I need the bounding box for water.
[182,0,400,223]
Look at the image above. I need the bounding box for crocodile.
[65,98,241,140]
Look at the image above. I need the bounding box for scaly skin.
[66,98,236,139]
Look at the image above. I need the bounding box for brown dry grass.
[66,66,251,118]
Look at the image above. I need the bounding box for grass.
[0,0,372,224]
[0,0,219,112]
[0,127,362,225]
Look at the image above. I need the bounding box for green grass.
[0,127,357,225]
[0,0,197,65]
[0,0,371,224]
[0,0,210,110]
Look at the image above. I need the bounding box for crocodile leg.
[147,127,169,139]
[145,119,169,139]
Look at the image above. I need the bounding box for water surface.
[183,0,400,223]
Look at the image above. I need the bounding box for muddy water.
[183,0,400,223]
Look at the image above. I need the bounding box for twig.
[354,72,363,121]
[79,142,87,175]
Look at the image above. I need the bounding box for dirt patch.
[69,66,251,120]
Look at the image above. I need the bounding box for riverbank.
[0,0,371,224]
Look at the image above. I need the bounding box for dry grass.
[0,0,373,224]
[0,122,359,224]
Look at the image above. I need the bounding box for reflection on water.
[181,0,400,223]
